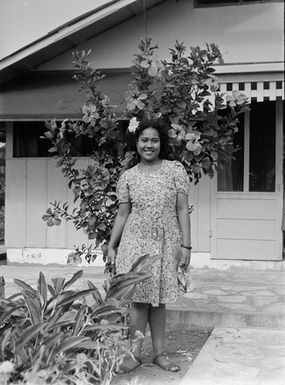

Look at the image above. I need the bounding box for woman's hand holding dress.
[179,247,191,269]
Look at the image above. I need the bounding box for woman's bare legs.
[129,302,149,357]
[149,304,180,371]
[119,302,149,372]
[120,302,179,372]
[149,303,166,357]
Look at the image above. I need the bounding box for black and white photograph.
[0,1,284,384]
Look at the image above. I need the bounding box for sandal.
[117,356,142,374]
[153,354,180,372]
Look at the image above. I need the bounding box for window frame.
[194,0,282,8]
[12,120,96,158]
[217,100,279,193]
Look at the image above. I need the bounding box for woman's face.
[137,127,161,163]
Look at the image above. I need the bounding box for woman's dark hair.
[130,117,171,160]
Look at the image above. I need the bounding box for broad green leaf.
[54,309,77,324]
[106,273,151,300]
[52,335,90,356]
[0,327,12,359]
[72,340,97,350]
[107,285,136,302]
[14,279,37,297]
[42,332,62,350]
[45,291,75,314]
[0,304,24,326]
[73,306,85,336]
[15,322,45,350]
[37,272,47,306]
[87,280,104,306]
[16,346,29,366]
[84,323,129,332]
[46,320,76,331]
[47,284,56,298]
[44,300,62,318]
[51,277,66,293]
[57,288,98,307]
[91,305,120,319]
[34,332,61,359]
[63,270,83,290]
[129,254,159,272]
[23,292,42,324]
[48,147,57,153]
[0,277,4,299]
[7,293,22,301]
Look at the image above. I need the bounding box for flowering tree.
[42,38,249,271]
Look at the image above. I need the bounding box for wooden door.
[211,99,283,260]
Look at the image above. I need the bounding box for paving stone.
[180,327,285,385]
[275,288,285,295]
[264,303,285,314]
[251,290,276,296]
[226,285,266,292]
[258,367,285,385]
[184,292,208,299]
[252,297,278,307]
[259,356,285,370]
[213,345,265,363]
[218,295,247,303]
[219,303,257,312]
[203,289,228,295]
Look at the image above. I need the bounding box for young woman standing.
[108,118,191,373]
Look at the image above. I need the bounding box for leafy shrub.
[41,38,249,270]
[0,254,158,384]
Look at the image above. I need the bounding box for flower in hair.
[128,117,140,133]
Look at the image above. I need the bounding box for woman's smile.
[137,127,161,163]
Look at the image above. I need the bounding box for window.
[13,121,95,158]
[249,101,275,192]
[14,122,52,157]
[218,115,244,191]
[217,101,277,192]
[195,0,280,6]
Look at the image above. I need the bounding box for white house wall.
[38,0,284,71]
[190,176,212,252]
[5,154,95,250]
[5,126,212,255]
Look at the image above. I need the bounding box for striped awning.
[219,80,284,102]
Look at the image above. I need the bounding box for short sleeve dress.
[116,159,190,307]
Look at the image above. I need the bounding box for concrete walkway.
[0,263,285,385]
[180,327,285,385]
[168,268,285,329]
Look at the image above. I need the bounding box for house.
[0,0,284,268]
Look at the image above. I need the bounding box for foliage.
[41,38,249,267]
[124,38,249,178]
[0,254,158,385]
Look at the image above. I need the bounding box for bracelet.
[181,244,192,250]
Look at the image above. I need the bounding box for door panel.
[217,219,275,240]
[211,99,283,260]
[216,239,276,260]
[216,195,276,219]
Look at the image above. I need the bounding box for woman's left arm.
[177,192,191,268]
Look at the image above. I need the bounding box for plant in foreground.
[0,254,158,384]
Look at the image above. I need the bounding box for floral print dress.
[115,160,190,307]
